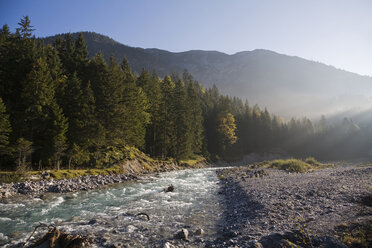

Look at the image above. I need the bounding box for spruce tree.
[184,74,204,155]
[0,98,11,156]
[137,69,163,156]
[16,16,35,38]
[173,79,192,159]
[159,75,176,158]
[22,57,68,168]
[74,33,89,79]
[121,59,150,148]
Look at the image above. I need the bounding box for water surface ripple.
[0,167,223,247]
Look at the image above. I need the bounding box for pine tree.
[121,59,150,148]
[73,33,89,79]
[137,69,163,155]
[22,57,68,168]
[0,98,11,156]
[58,33,76,76]
[159,75,176,158]
[16,16,35,38]
[0,17,38,141]
[87,53,110,134]
[186,81,204,155]
[173,78,192,159]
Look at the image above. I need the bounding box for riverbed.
[0,168,223,247]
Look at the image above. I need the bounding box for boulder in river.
[29,227,90,247]
[163,184,174,193]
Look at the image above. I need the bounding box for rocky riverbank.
[214,164,372,248]
[0,159,207,199]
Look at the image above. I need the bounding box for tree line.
[0,17,370,170]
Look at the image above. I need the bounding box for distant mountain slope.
[43,32,372,118]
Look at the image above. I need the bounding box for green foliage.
[336,222,372,248]
[254,158,327,173]
[22,56,68,167]
[16,16,34,38]
[14,138,33,169]
[0,16,371,171]
[120,60,150,148]
[304,157,322,167]
[0,98,11,155]
[0,171,23,183]
[294,216,314,248]
[217,112,237,146]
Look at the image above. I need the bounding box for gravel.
[213,164,372,247]
[0,174,138,198]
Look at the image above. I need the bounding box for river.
[0,167,224,247]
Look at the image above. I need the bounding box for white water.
[0,168,223,247]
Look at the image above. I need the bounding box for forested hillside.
[0,18,371,171]
[43,32,372,118]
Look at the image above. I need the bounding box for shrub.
[253,157,326,173]
[304,157,322,167]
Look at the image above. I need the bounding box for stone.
[313,236,348,248]
[125,225,137,233]
[163,184,175,193]
[248,240,263,248]
[163,241,175,248]
[253,242,264,248]
[194,228,205,235]
[2,191,11,198]
[30,227,90,248]
[223,230,238,238]
[88,219,97,225]
[174,228,189,240]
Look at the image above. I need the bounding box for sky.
[1,0,371,76]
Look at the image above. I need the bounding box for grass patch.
[143,162,154,172]
[0,146,207,183]
[252,157,328,173]
[0,172,23,183]
[179,155,205,167]
[336,222,372,248]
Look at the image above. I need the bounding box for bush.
[253,157,326,173]
[304,157,322,167]
[269,159,312,173]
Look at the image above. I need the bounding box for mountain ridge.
[42,31,372,118]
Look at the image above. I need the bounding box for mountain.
[42,32,372,119]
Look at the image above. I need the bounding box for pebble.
[214,165,372,247]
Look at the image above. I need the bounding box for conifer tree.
[0,98,11,156]
[159,75,176,158]
[121,59,150,148]
[173,78,192,159]
[58,33,76,76]
[22,57,68,168]
[16,16,34,38]
[74,33,89,79]
[137,69,163,155]
[0,18,37,140]
[186,82,204,155]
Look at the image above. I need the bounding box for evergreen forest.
[0,17,371,171]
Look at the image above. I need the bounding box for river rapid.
[0,167,224,247]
